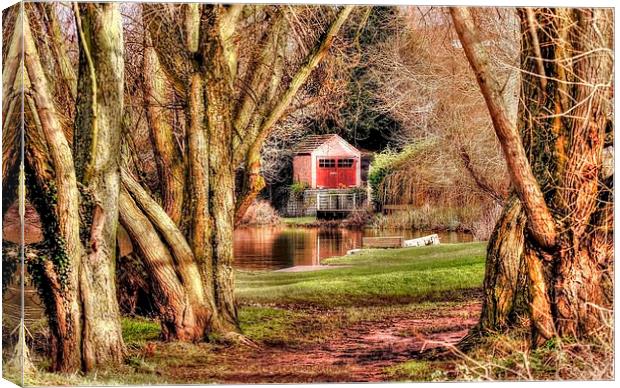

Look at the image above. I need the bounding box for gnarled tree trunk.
[22,8,83,371]
[118,187,208,340]
[21,3,128,371]
[72,3,126,369]
[477,195,528,332]
[132,3,354,340]
[452,7,614,344]
[143,37,186,225]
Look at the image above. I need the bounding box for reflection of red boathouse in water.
[233,227,363,270]
[292,134,361,189]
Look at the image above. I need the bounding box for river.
[233,226,473,270]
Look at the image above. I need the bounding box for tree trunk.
[2,4,22,218]
[203,28,239,332]
[135,3,354,340]
[143,37,186,225]
[476,195,528,332]
[452,7,614,344]
[23,9,83,371]
[118,188,208,340]
[73,3,125,369]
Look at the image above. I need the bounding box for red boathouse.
[293,134,361,189]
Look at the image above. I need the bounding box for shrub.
[370,204,479,232]
[342,208,374,228]
[238,200,281,226]
[368,140,436,205]
[289,181,309,199]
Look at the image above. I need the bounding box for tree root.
[455,326,485,353]
[217,331,261,349]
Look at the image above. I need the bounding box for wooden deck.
[362,236,404,248]
[317,192,363,211]
[316,191,367,219]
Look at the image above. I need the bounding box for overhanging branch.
[450,7,557,249]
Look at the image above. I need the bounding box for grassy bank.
[8,243,490,385]
[236,242,486,307]
[281,216,318,226]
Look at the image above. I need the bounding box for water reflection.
[234,226,473,270]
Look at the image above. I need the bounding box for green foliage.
[368,141,436,203]
[349,186,367,197]
[236,242,486,307]
[290,181,309,199]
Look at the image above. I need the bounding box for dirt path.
[163,302,480,383]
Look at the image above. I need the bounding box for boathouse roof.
[293,134,359,155]
[293,134,336,154]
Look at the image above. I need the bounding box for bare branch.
[450,6,557,249]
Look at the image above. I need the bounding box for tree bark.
[2,5,22,217]
[476,196,528,332]
[118,188,209,340]
[23,9,83,372]
[39,2,77,100]
[72,3,126,370]
[121,170,205,306]
[452,7,614,344]
[202,11,239,330]
[143,36,186,225]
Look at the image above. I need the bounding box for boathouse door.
[317,157,357,188]
[337,158,356,187]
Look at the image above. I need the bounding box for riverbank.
[242,198,491,238]
[280,206,484,236]
[280,215,369,228]
[236,243,485,306]
[234,224,473,270]
[10,242,609,384]
[8,243,489,385]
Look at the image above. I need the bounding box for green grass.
[236,242,486,307]
[280,216,317,225]
[13,242,489,385]
[385,360,443,381]
[121,316,161,348]
[238,306,345,346]
[238,307,304,344]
